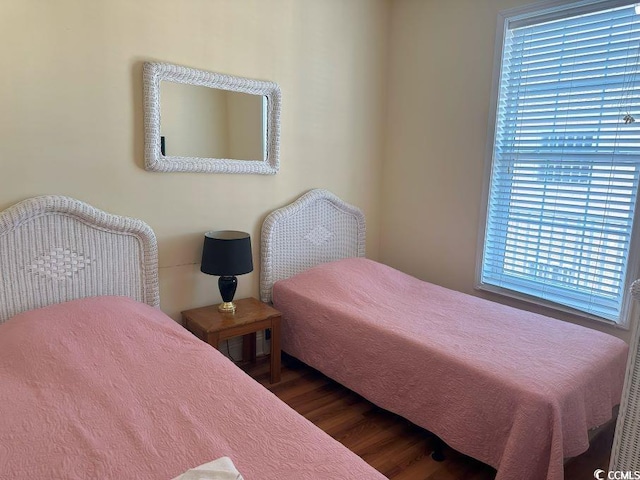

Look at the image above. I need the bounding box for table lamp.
[200,231,253,313]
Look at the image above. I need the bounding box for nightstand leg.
[270,316,281,383]
[209,332,221,352]
[242,333,257,362]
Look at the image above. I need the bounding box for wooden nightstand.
[181,297,281,383]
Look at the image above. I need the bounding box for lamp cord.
[225,340,239,362]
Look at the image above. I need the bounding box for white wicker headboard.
[610,279,640,471]
[260,189,365,303]
[0,195,159,323]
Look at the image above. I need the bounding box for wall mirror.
[143,62,281,174]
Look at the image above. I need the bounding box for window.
[479,0,640,324]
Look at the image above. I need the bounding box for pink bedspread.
[273,258,629,480]
[0,296,386,480]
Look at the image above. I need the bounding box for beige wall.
[2,0,630,340]
[382,0,633,342]
[0,0,388,320]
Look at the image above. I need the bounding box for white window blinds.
[481,1,640,322]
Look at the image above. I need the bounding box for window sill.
[474,282,631,331]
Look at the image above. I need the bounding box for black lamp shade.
[200,231,253,276]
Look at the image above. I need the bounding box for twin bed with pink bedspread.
[260,189,630,480]
[0,196,385,480]
[0,296,385,479]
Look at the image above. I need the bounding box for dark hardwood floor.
[240,354,616,480]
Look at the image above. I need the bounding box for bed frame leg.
[431,436,446,462]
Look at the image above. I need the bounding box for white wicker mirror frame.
[143,62,281,174]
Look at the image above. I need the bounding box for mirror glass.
[160,82,267,161]
[143,62,281,174]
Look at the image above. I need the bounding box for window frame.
[475,0,640,328]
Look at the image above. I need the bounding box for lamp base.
[218,275,238,314]
[218,301,236,313]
